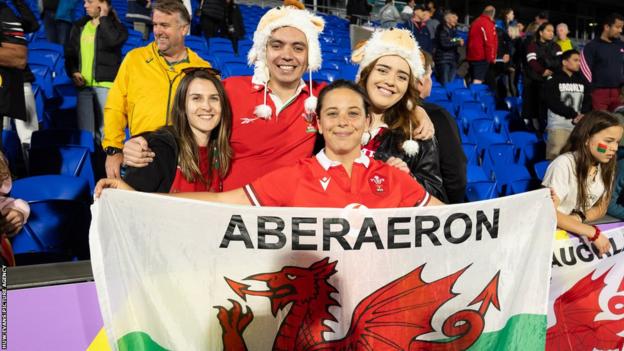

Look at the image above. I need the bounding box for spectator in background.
[200,0,244,54]
[408,3,432,53]
[0,0,28,152]
[353,29,447,201]
[525,11,548,39]
[434,10,462,85]
[508,23,523,96]
[0,151,29,266]
[543,50,591,160]
[379,0,400,29]
[102,0,211,178]
[556,23,574,52]
[346,0,372,25]
[4,0,40,166]
[491,8,513,99]
[123,69,233,193]
[466,5,497,84]
[523,22,561,134]
[426,0,443,23]
[65,0,128,146]
[423,8,439,41]
[580,13,624,111]
[419,50,467,203]
[42,0,77,45]
[126,0,151,40]
[400,0,414,23]
[544,111,623,256]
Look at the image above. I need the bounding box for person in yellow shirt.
[556,22,574,52]
[102,0,211,178]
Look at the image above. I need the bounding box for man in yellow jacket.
[102,0,211,178]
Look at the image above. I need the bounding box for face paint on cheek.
[597,143,608,153]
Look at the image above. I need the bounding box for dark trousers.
[435,62,457,85]
[522,79,546,133]
[43,10,71,45]
[200,15,238,54]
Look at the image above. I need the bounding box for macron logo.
[320,177,331,191]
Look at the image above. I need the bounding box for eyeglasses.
[181,67,221,77]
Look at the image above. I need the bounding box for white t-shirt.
[542,152,605,214]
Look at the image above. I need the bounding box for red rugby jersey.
[244,150,430,208]
[222,76,326,191]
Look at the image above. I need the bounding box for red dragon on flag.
[547,268,624,351]
[215,257,500,351]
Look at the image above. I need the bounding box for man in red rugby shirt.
[96,80,443,208]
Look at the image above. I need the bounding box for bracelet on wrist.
[571,209,586,222]
[589,225,601,242]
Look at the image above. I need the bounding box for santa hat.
[351,28,425,82]
[283,0,305,10]
[352,29,425,157]
[247,6,325,119]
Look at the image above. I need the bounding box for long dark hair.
[561,110,622,211]
[357,56,422,144]
[169,70,233,187]
[534,22,553,42]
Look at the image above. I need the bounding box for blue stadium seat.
[462,143,478,165]
[29,63,55,99]
[467,165,490,182]
[493,164,534,195]
[2,130,21,174]
[31,129,95,152]
[465,181,498,202]
[469,118,509,154]
[223,62,253,77]
[534,160,551,181]
[10,175,91,264]
[469,83,490,97]
[52,76,78,110]
[445,77,466,92]
[430,86,448,99]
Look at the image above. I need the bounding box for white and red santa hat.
[247,6,325,119]
[351,29,426,156]
[351,28,425,82]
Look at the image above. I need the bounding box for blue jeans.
[436,63,457,85]
[77,86,109,144]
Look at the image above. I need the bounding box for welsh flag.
[90,189,556,350]
[546,224,624,350]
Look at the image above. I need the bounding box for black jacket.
[11,0,39,83]
[424,102,466,203]
[346,0,371,17]
[65,14,128,83]
[525,40,561,82]
[124,128,179,193]
[373,129,448,203]
[201,0,226,19]
[434,24,460,65]
[542,70,592,119]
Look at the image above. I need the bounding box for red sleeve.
[395,169,430,207]
[244,165,297,206]
[485,21,497,63]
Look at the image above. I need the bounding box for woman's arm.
[585,196,608,222]
[556,210,610,255]
[95,178,252,206]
